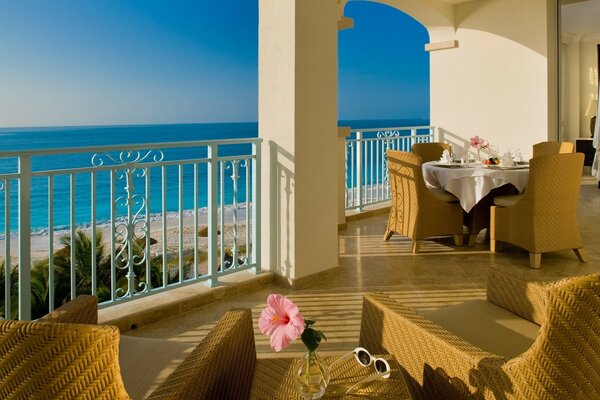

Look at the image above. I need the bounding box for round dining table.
[422,161,530,245]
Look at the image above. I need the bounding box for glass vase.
[296,349,330,399]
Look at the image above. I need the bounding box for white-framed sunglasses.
[328,347,391,393]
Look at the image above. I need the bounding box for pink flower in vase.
[470,135,488,150]
[259,294,305,352]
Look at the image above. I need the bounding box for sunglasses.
[328,347,391,393]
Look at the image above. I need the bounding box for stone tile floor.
[127,183,600,358]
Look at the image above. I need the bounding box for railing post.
[3,179,11,319]
[206,144,219,287]
[338,127,351,222]
[356,131,363,211]
[251,141,261,274]
[411,128,417,148]
[18,156,32,320]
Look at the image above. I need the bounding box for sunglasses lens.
[356,350,371,366]
[375,359,388,374]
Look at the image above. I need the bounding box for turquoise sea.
[0,119,428,234]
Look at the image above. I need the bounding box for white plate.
[486,165,529,170]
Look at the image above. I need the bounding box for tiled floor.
[127,183,600,357]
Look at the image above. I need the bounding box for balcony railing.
[0,124,432,320]
[0,138,261,320]
[345,126,434,210]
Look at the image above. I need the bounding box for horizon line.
[0,117,430,131]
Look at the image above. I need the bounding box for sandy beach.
[1,207,250,264]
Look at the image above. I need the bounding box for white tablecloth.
[422,162,529,212]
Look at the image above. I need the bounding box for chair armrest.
[487,267,547,325]
[0,319,129,399]
[38,294,98,325]
[359,294,507,399]
[146,309,256,400]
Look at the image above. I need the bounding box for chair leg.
[383,230,394,241]
[529,253,541,269]
[412,240,421,254]
[574,248,587,263]
[490,240,503,253]
[467,234,477,247]
[453,235,463,247]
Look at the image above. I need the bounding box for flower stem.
[306,350,312,395]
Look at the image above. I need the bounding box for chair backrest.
[515,274,600,398]
[412,142,452,163]
[522,153,583,215]
[386,150,427,197]
[38,294,98,324]
[0,320,129,399]
[532,141,574,158]
[146,308,256,400]
[386,151,423,235]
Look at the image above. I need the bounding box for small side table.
[251,354,412,399]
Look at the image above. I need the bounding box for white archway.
[342,0,456,42]
[258,0,558,285]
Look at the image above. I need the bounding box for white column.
[259,0,339,283]
[18,156,32,320]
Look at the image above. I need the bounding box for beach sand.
[1,208,250,264]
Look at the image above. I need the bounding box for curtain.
[593,44,600,183]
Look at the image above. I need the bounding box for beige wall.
[427,0,558,159]
[259,0,339,282]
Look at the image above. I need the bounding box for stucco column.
[259,0,339,284]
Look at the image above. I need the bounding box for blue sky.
[0,1,429,127]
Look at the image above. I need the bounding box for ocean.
[0,119,428,234]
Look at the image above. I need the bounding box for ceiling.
[562,0,600,37]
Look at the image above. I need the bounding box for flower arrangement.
[470,135,489,161]
[259,293,326,352]
[470,135,488,151]
[259,294,329,399]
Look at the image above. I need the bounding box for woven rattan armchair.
[359,270,600,400]
[491,153,586,268]
[0,296,256,400]
[384,150,463,253]
[412,142,452,163]
[532,141,574,158]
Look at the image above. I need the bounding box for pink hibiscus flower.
[259,294,305,352]
[470,136,487,150]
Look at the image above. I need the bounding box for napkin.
[499,151,514,167]
[439,149,453,164]
[510,148,523,163]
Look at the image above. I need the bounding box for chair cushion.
[493,194,524,207]
[427,187,459,203]
[119,335,195,399]
[420,299,539,359]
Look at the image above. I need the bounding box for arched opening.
[339,1,432,217]
[258,0,560,283]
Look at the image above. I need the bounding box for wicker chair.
[490,153,586,268]
[384,150,463,253]
[0,296,256,400]
[412,142,452,163]
[532,141,574,158]
[359,270,600,400]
